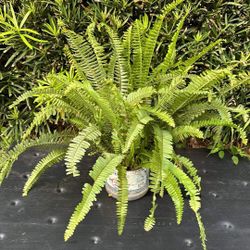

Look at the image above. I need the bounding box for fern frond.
[132,20,143,89]
[64,45,87,81]
[22,105,57,140]
[155,8,189,73]
[0,132,73,184]
[169,162,201,212]
[64,29,105,89]
[126,87,155,106]
[65,125,101,176]
[195,212,207,250]
[154,126,173,160]
[112,130,122,154]
[153,126,173,196]
[116,165,128,235]
[122,26,132,86]
[177,39,222,72]
[64,153,123,241]
[86,23,106,77]
[123,112,152,154]
[144,107,175,127]
[104,25,129,95]
[209,98,232,121]
[107,53,116,81]
[168,162,206,250]
[172,126,204,141]
[144,192,157,231]
[176,99,231,125]
[141,0,184,83]
[23,149,66,196]
[194,118,248,145]
[163,169,184,224]
[9,88,63,109]
[191,119,233,129]
[164,90,209,115]
[81,83,119,129]
[174,155,201,190]
[144,215,156,232]
[186,69,227,92]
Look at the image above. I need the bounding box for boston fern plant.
[0,1,248,249]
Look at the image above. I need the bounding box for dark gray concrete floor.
[0,149,249,250]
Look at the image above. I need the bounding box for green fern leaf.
[122,26,132,86]
[174,155,201,190]
[0,132,73,184]
[141,0,185,83]
[163,169,184,224]
[144,212,156,231]
[64,29,105,89]
[132,20,143,89]
[86,23,106,78]
[22,105,57,140]
[177,39,222,72]
[155,8,189,73]
[104,25,129,95]
[116,165,128,235]
[172,126,204,141]
[9,88,63,109]
[144,193,157,231]
[64,154,123,241]
[65,125,101,176]
[169,162,201,212]
[195,212,207,250]
[64,45,87,81]
[126,87,155,106]
[23,149,66,196]
[144,107,175,127]
[123,112,152,153]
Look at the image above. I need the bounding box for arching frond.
[86,23,106,77]
[126,87,155,106]
[9,88,63,109]
[186,69,228,92]
[0,131,73,184]
[23,149,66,196]
[169,162,201,209]
[122,26,132,86]
[172,126,204,141]
[65,125,101,176]
[64,153,123,241]
[153,126,173,196]
[116,165,128,235]
[123,112,152,154]
[22,105,57,140]
[196,212,207,250]
[155,8,190,73]
[174,154,201,190]
[144,107,175,127]
[141,0,185,83]
[104,25,129,95]
[163,169,184,224]
[177,39,222,72]
[64,45,87,81]
[64,29,106,89]
[144,193,157,231]
[131,20,143,89]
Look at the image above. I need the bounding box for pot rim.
[118,167,149,173]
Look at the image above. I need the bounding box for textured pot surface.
[105,168,149,201]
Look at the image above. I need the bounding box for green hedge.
[0,0,249,149]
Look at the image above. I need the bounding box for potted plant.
[0,1,247,249]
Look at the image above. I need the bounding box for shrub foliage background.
[0,0,249,156]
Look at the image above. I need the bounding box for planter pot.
[105,168,149,201]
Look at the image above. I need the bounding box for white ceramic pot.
[105,168,149,201]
